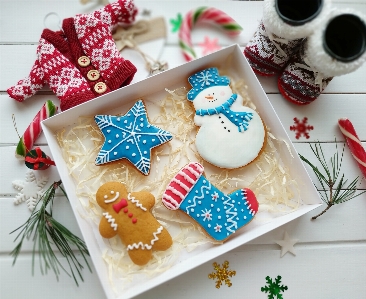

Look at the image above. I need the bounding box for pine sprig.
[10,181,91,285]
[299,141,366,220]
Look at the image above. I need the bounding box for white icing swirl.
[127,226,163,250]
[102,212,118,231]
[127,193,147,211]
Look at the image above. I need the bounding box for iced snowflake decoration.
[214,223,222,233]
[12,170,48,211]
[201,208,212,221]
[196,70,214,87]
[211,191,219,202]
[208,261,236,289]
[261,275,288,299]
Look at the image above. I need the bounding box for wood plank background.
[0,1,365,298]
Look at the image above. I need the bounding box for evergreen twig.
[299,141,366,220]
[10,180,91,285]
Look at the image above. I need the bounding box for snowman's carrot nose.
[205,95,214,100]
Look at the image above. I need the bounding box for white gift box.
[42,45,321,299]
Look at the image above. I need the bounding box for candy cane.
[16,100,58,159]
[338,118,366,178]
[178,7,243,61]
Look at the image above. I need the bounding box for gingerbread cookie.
[94,100,173,175]
[96,182,172,266]
[162,162,259,242]
[187,67,266,169]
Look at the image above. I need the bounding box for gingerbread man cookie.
[96,182,172,266]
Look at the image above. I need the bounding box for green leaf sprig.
[10,180,91,285]
[299,141,366,220]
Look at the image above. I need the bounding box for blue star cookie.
[95,100,173,175]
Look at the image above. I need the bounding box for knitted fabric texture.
[278,9,366,105]
[7,0,138,111]
[244,22,303,76]
[244,0,332,76]
[278,42,333,105]
[305,9,366,78]
[262,0,332,40]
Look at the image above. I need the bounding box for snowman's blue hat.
[187,67,230,101]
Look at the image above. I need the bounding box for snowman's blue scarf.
[195,94,253,132]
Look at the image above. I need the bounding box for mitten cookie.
[96,182,172,266]
[162,162,259,242]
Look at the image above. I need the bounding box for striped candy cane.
[178,7,243,61]
[15,100,58,159]
[338,118,366,178]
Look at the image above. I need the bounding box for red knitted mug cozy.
[7,0,138,111]
[278,10,366,105]
[244,22,303,76]
[244,0,332,77]
[277,42,333,105]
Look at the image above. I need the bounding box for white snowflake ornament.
[12,170,48,211]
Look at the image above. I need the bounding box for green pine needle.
[299,141,366,220]
[10,181,91,286]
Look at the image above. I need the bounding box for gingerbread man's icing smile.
[103,190,120,203]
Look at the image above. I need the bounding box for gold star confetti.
[208,261,236,289]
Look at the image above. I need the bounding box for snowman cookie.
[96,182,173,266]
[187,67,266,169]
[162,162,259,242]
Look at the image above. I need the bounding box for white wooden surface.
[1,0,366,298]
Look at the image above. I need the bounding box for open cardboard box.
[42,45,322,299]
